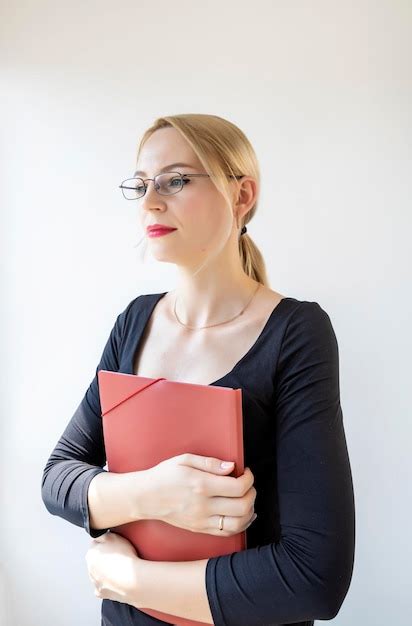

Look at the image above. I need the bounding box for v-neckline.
[126,291,292,387]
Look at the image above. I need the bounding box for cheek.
[179,204,211,233]
[185,198,223,226]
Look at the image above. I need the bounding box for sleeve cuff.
[82,467,111,538]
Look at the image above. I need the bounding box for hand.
[85,531,142,604]
[145,453,257,537]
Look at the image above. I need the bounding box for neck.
[172,273,260,328]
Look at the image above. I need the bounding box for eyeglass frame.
[118,171,244,200]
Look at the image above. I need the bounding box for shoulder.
[277,297,339,369]
[261,287,332,328]
[121,291,166,315]
[114,291,166,330]
[282,297,334,333]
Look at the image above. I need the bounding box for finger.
[201,467,255,498]
[179,453,236,475]
[208,494,255,518]
[208,511,257,535]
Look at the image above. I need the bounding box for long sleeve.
[205,302,356,626]
[41,301,132,538]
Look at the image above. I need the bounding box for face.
[135,126,238,267]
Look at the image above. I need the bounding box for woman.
[41,113,355,626]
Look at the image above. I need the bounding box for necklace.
[173,282,261,330]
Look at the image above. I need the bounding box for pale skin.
[85,125,284,621]
[86,531,214,622]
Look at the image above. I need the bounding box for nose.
[140,180,167,210]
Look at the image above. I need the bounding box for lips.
[147,225,176,233]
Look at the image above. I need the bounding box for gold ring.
[219,515,225,531]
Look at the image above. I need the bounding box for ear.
[233,176,258,223]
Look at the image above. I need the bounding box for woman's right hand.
[141,453,257,536]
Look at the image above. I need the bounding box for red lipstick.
[147,224,177,237]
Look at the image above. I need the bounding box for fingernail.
[220,461,234,468]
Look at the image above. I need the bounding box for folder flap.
[98,370,166,416]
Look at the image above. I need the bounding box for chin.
[148,245,181,263]
[151,253,176,263]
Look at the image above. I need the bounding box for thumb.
[179,453,234,474]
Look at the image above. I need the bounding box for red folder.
[98,370,246,626]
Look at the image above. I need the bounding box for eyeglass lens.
[120,172,185,200]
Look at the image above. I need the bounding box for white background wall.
[1,1,411,624]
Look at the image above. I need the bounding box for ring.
[219,515,225,531]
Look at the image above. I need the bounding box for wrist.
[127,557,149,609]
[128,468,155,522]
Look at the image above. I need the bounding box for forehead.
[134,127,202,176]
[133,162,198,177]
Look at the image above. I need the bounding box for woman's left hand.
[85,531,142,604]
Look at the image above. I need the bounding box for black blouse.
[41,291,355,626]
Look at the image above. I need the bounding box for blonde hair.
[136,113,270,287]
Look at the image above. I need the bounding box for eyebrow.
[133,162,197,177]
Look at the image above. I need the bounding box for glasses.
[119,171,244,200]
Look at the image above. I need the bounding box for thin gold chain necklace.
[173,282,261,330]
